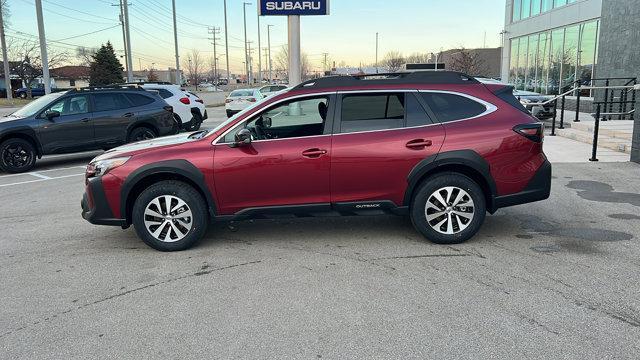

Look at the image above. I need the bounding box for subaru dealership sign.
[259,0,329,16]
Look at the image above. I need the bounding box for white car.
[134,83,207,131]
[225,88,263,117]
[258,84,288,97]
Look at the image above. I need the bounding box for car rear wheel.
[0,138,37,173]
[128,126,156,143]
[184,112,203,131]
[410,172,486,244]
[132,180,209,251]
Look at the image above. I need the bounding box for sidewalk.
[544,131,629,163]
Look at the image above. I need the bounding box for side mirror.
[231,128,252,147]
[44,110,61,120]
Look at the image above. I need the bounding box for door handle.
[123,112,134,118]
[302,148,328,158]
[406,139,433,149]
[81,118,90,123]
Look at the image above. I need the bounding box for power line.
[53,24,120,42]
[43,0,117,22]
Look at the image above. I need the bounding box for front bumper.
[81,177,127,227]
[492,158,551,211]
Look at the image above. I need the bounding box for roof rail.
[123,81,176,85]
[293,71,478,90]
[69,84,145,92]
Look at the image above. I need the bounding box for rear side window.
[421,93,486,122]
[125,93,155,107]
[340,94,404,133]
[149,88,173,99]
[93,93,130,112]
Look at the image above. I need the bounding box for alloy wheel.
[135,130,155,141]
[2,144,32,170]
[143,195,193,242]
[425,186,475,235]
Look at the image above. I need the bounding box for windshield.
[9,92,66,118]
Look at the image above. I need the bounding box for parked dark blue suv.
[0,86,176,173]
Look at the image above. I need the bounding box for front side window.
[421,93,487,122]
[43,95,89,116]
[222,96,329,143]
[93,93,130,112]
[340,93,404,133]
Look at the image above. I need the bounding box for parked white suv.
[132,82,207,131]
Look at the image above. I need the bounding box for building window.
[513,0,522,22]
[508,19,600,96]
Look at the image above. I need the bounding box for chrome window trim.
[212,89,497,145]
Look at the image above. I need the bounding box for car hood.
[93,132,201,161]
[0,114,26,125]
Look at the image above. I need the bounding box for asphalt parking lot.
[1,107,640,359]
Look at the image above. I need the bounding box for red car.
[82,72,551,251]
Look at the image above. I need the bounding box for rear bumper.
[81,178,127,227]
[491,158,551,211]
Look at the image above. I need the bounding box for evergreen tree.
[89,42,124,86]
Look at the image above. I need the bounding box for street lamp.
[267,25,274,83]
[243,2,252,84]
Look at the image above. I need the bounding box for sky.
[4,0,505,74]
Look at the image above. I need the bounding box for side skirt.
[214,201,409,222]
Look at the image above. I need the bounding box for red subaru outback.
[81,72,550,251]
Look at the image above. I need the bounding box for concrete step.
[570,122,633,140]
[556,128,632,154]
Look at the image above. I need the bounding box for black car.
[0,86,176,173]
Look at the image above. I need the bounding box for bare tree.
[147,68,159,82]
[184,49,204,90]
[274,45,311,81]
[448,48,487,76]
[405,52,430,64]
[10,39,68,98]
[383,51,405,72]
[75,46,97,67]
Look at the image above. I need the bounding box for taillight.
[248,97,256,102]
[195,99,203,104]
[163,105,173,112]
[225,98,233,103]
[513,123,544,143]
[179,97,190,105]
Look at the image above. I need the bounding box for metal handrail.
[540,84,640,105]
[590,109,635,117]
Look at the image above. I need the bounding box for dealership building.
[501,0,640,162]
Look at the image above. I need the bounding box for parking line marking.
[0,166,86,179]
[29,172,52,180]
[0,173,85,188]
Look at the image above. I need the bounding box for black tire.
[0,138,37,173]
[184,112,203,131]
[226,110,234,118]
[410,172,486,244]
[127,126,156,143]
[19,92,27,99]
[132,180,209,251]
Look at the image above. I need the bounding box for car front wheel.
[410,172,486,244]
[0,138,37,173]
[132,180,209,251]
[128,126,156,142]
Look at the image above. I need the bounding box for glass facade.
[513,0,579,22]
[508,19,600,95]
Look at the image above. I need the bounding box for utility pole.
[122,0,133,82]
[171,0,181,85]
[34,0,51,94]
[267,24,273,83]
[257,7,262,83]
[375,32,379,73]
[247,40,253,84]
[223,0,230,82]
[243,2,251,84]
[208,27,221,82]
[262,48,268,82]
[115,1,129,77]
[0,3,12,100]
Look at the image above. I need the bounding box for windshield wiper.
[187,130,208,139]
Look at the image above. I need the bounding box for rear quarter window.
[149,88,174,99]
[421,93,487,122]
[125,93,155,107]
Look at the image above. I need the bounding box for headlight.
[86,156,130,178]
[520,98,532,104]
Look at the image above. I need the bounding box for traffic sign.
[259,0,329,16]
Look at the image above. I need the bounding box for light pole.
[375,32,379,73]
[0,4,12,100]
[257,6,262,83]
[172,0,181,85]
[267,25,274,83]
[223,0,230,82]
[243,2,252,85]
[288,15,301,86]
[34,0,51,94]
[122,0,133,82]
